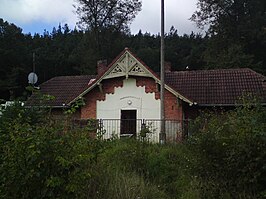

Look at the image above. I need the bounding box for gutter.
[196,103,266,107]
[24,104,70,109]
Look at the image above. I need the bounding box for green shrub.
[187,97,266,198]
[89,168,169,199]
[2,97,264,198]
[100,139,193,198]
[144,144,192,198]
[100,139,149,174]
[0,104,103,198]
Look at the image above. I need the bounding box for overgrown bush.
[1,97,265,198]
[187,97,266,198]
[87,165,169,199]
[100,139,193,198]
[0,103,102,198]
[100,139,149,174]
[0,104,172,199]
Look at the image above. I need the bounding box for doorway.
[120,110,137,136]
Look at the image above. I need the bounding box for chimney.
[165,61,172,72]
[97,60,108,75]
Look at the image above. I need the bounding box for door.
[120,110,137,136]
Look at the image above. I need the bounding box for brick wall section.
[136,77,160,99]
[81,76,183,120]
[136,77,183,120]
[81,78,124,118]
[81,88,100,118]
[164,90,183,120]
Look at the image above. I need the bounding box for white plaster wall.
[97,78,160,119]
[96,78,160,141]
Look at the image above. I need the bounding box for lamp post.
[160,0,166,144]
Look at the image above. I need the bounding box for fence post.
[182,119,190,140]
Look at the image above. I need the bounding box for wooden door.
[120,110,137,136]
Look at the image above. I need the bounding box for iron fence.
[72,118,192,143]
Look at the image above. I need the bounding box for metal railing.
[72,119,191,143]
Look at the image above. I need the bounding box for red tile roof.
[26,75,96,107]
[165,68,266,105]
[26,48,265,107]
[27,68,266,107]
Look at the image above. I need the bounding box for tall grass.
[1,99,265,198]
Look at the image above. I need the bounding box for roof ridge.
[245,68,266,79]
[170,68,260,74]
[55,75,96,78]
[39,75,96,87]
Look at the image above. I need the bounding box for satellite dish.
[28,72,38,84]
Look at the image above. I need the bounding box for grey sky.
[131,0,199,34]
[0,0,200,35]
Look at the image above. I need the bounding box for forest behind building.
[0,0,265,100]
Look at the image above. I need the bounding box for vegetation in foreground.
[0,99,265,198]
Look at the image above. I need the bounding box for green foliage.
[0,18,208,100]
[0,104,102,199]
[139,122,157,142]
[0,101,44,128]
[0,19,32,100]
[64,97,85,115]
[98,97,266,198]
[139,125,150,138]
[187,97,266,198]
[191,0,266,73]
[0,104,171,198]
[74,0,142,56]
[101,139,148,174]
[203,42,254,69]
[88,167,169,199]
[1,5,266,101]
[74,0,142,33]
[100,139,192,198]
[1,98,265,198]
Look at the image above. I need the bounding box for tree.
[74,0,142,32]
[0,18,32,100]
[0,18,209,101]
[191,0,266,73]
[74,0,142,55]
[191,0,265,36]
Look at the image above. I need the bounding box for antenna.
[28,52,38,85]
[33,52,36,73]
[28,72,38,84]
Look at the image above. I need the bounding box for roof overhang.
[25,105,69,109]
[196,102,266,107]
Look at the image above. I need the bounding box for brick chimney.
[97,60,108,75]
[165,61,172,72]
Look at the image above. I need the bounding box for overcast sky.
[0,0,201,35]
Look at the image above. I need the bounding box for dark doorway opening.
[120,110,137,136]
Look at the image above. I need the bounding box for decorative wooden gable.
[68,48,194,106]
[104,50,152,79]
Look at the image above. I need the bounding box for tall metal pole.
[160,0,166,144]
[33,52,36,73]
[33,52,36,85]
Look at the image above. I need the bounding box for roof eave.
[25,105,69,109]
[68,73,195,107]
[197,102,266,107]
